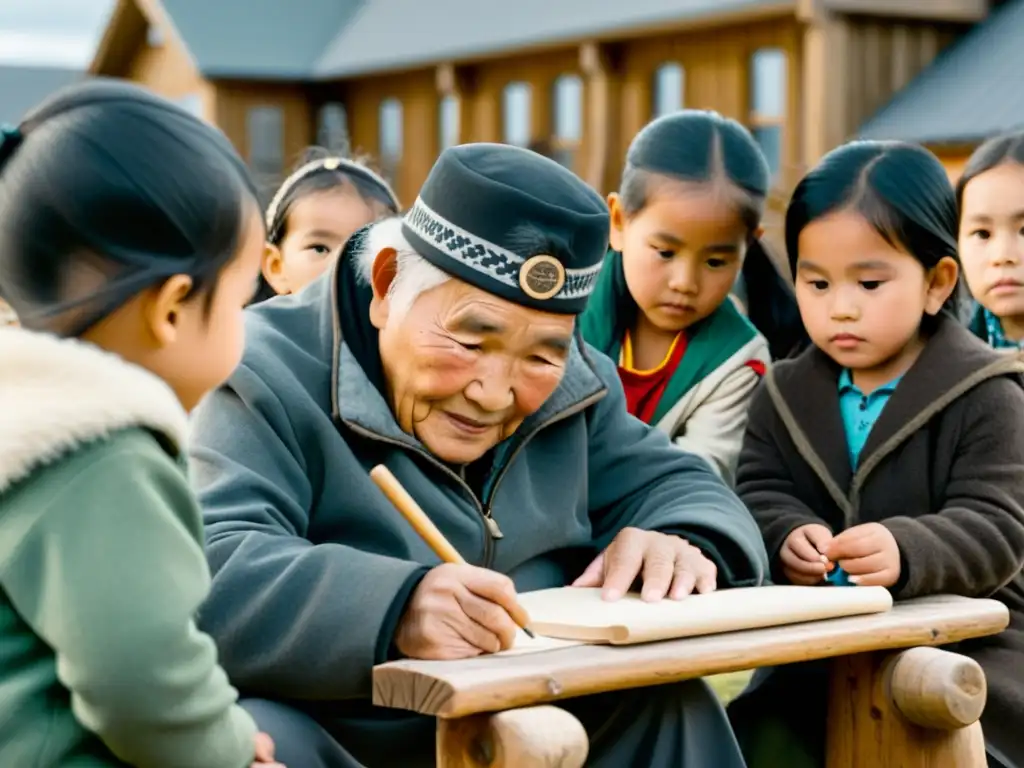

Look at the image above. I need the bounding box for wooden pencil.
[369,464,535,639]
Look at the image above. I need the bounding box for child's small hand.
[780,524,834,585]
[824,523,901,588]
[252,732,286,767]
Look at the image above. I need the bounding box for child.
[579,110,804,484]
[730,140,1024,768]
[0,81,283,767]
[957,131,1024,349]
[252,147,400,303]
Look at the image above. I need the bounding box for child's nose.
[667,264,699,294]
[993,241,1023,267]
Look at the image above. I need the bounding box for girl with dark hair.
[252,146,400,303]
[0,80,283,767]
[957,131,1024,349]
[731,140,1024,768]
[579,109,804,484]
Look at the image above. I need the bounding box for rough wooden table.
[373,595,1009,767]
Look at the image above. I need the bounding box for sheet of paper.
[494,629,587,657]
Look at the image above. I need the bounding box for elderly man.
[190,143,769,767]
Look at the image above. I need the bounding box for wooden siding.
[801,13,964,168]
[335,69,439,208]
[125,32,215,118]
[931,146,975,184]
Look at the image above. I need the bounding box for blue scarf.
[983,308,1024,350]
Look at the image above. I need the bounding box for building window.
[317,102,349,153]
[502,82,532,147]
[379,98,403,189]
[439,94,460,150]
[653,63,685,117]
[749,47,787,176]
[247,105,285,182]
[146,25,164,47]
[552,74,583,171]
[175,92,203,119]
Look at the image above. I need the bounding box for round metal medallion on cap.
[519,255,566,300]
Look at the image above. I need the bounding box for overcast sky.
[0,0,113,67]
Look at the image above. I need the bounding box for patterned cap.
[401,143,609,314]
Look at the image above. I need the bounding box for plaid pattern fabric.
[984,309,1024,350]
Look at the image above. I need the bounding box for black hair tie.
[0,124,23,170]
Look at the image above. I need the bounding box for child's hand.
[780,524,833,585]
[252,732,286,767]
[824,523,901,588]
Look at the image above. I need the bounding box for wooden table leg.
[826,647,988,767]
[436,705,589,767]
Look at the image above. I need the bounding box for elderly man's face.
[370,250,575,464]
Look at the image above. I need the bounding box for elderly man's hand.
[394,564,532,660]
[572,527,717,601]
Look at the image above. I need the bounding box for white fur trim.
[0,328,189,493]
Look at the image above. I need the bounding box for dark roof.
[158,0,365,79]
[313,0,786,78]
[0,65,81,125]
[858,0,1024,145]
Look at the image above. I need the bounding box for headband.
[264,156,401,234]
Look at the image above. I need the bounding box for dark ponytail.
[0,78,259,337]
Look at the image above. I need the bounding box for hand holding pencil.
[370,465,535,660]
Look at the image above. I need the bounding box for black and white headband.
[264,156,401,234]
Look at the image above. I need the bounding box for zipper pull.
[484,512,504,539]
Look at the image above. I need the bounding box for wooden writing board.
[515,585,893,646]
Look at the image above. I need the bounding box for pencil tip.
[523,626,536,639]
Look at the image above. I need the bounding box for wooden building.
[90,0,994,208]
[859,0,1024,183]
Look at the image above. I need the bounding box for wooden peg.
[886,646,986,730]
[437,706,588,768]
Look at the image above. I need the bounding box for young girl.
[579,110,804,484]
[0,81,283,767]
[957,131,1024,349]
[730,140,1024,768]
[252,147,400,303]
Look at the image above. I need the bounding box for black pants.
[242,678,747,768]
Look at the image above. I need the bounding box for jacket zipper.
[343,388,607,570]
[478,390,608,567]
[342,422,495,564]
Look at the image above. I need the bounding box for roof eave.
[312,0,795,80]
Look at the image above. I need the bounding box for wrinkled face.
[958,162,1024,326]
[610,184,749,334]
[795,210,955,387]
[371,256,575,464]
[264,187,380,295]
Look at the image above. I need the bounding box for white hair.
[353,216,451,320]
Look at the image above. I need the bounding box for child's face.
[610,184,748,335]
[264,186,379,295]
[794,210,955,381]
[158,207,266,410]
[86,206,265,412]
[959,162,1024,324]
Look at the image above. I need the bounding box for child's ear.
[607,193,626,252]
[145,275,194,347]
[369,247,398,330]
[924,256,960,316]
[262,244,291,295]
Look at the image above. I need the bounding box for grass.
[707,669,755,705]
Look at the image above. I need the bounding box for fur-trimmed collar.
[0,328,189,493]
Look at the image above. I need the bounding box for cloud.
[0,31,94,67]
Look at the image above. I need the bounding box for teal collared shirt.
[837,369,901,468]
